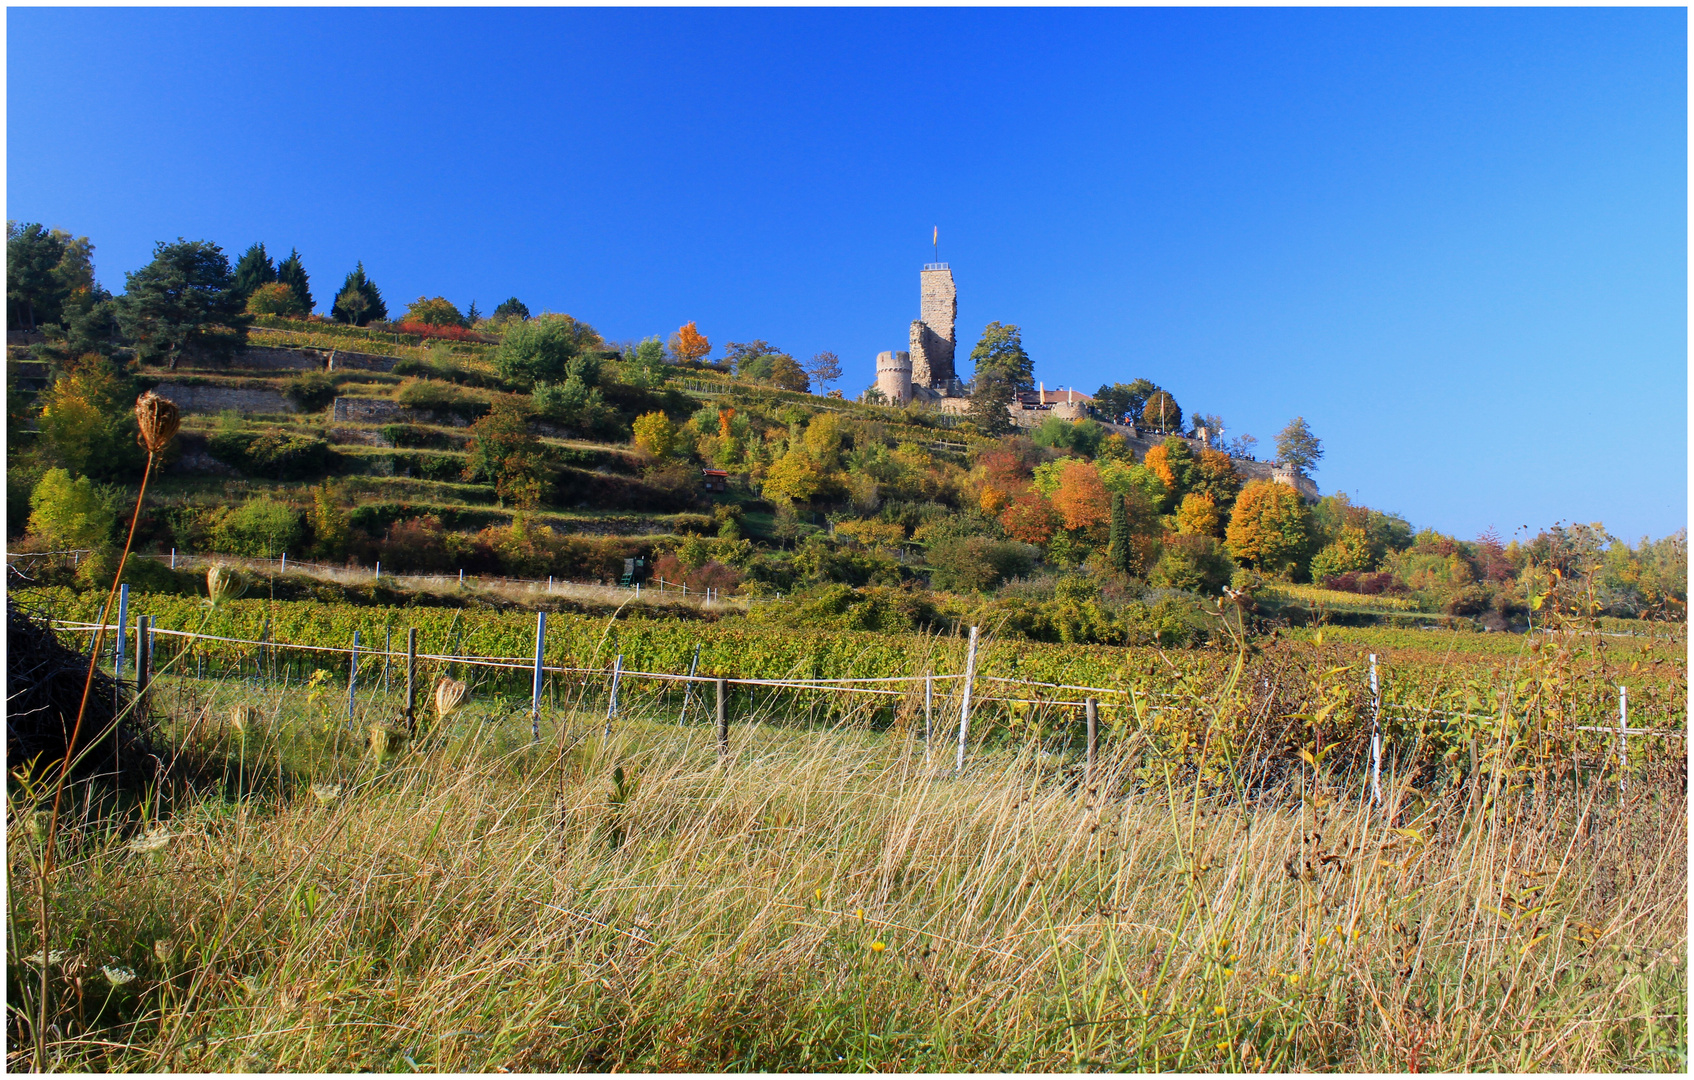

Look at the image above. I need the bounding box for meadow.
[6,593,1686,1072]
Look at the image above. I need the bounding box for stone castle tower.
[874,350,912,405]
[909,263,957,391]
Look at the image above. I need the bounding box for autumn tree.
[999,489,1061,546]
[669,321,711,365]
[1141,389,1182,432]
[631,411,679,461]
[971,443,1036,515]
[1275,416,1324,475]
[246,281,306,316]
[1309,526,1375,581]
[1142,437,1197,510]
[1175,492,1220,536]
[28,468,120,550]
[768,353,810,392]
[463,400,546,508]
[1092,379,1160,424]
[1191,448,1242,509]
[762,446,824,506]
[1049,459,1111,535]
[1225,479,1314,577]
[805,350,843,394]
[404,296,467,328]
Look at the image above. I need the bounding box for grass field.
[7,601,1687,1071]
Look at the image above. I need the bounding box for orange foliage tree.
[1049,459,1110,534]
[973,444,1033,515]
[1000,489,1062,545]
[670,322,711,365]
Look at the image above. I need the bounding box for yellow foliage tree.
[761,447,824,506]
[1225,480,1314,577]
[1175,492,1220,536]
[631,411,679,460]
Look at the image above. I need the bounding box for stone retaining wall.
[331,397,471,427]
[153,382,296,415]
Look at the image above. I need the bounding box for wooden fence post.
[135,616,151,712]
[1369,653,1382,805]
[716,678,729,760]
[405,628,418,734]
[1085,696,1097,789]
[954,626,980,775]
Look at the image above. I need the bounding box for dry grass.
[7,683,1684,1072]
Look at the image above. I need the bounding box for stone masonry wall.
[330,397,470,427]
[916,266,957,384]
[152,383,296,415]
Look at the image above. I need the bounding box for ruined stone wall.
[914,265,957,385]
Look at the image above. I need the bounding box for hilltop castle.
[872,262,1091,424]
[874,262,967,405]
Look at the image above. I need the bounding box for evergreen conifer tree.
[329,261,387,326]
[1108,491,1134,576]
[232,242,276,299]
[275,248,313,314]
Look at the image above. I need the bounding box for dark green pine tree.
[465,299,482,324]
[275,248,313,314]
[330,261,387,326]
[116,238,251,367]
[1108,491,1134,576]
[231,242,276,300]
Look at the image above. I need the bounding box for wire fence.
[50,613,1685,789]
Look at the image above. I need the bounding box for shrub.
[283,371,337,412]
[37,354,147,481]
[403,296,467,328]
[396,321,481,342]
[206,427,333,480]
[929,537,1038,593]
[494,315,602,387]
[396,378,464,412]
[207,498,303,557]
[28,467,120,550]
[631,411,679,460]
[1151,534,1235,595]
[246,281,306,317]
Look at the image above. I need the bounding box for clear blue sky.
[8,7,1686,543]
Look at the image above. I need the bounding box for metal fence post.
[679,643,701,726]
[924,672,934,757]
[115,583,129,678]
[955,626,980,775]
[531,612,547,742]
[716,678,729,759]
[405,628,418,734]
[1618,684,1628,797]
[604,654,622,739]
[347,630,360,724]
[135,615,151,716]
[1369,653,1382,805]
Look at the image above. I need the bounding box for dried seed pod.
[206,564,246,606]
[434,676,467,721]
[134,391,181,454]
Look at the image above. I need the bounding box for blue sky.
[8,7,1686,542]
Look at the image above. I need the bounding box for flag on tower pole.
[932,226,938,259]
